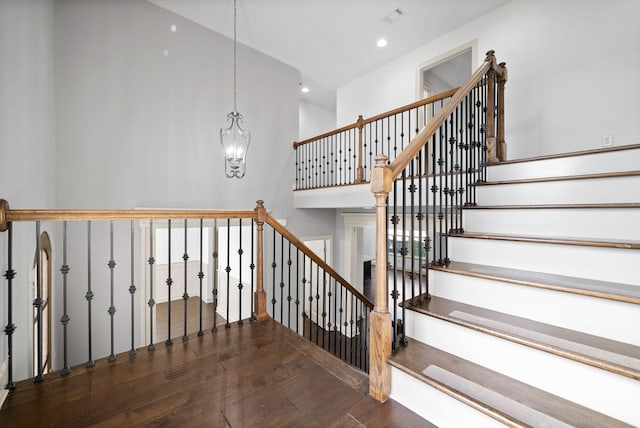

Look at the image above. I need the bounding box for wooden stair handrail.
[0,205,256,228]
[0,198,373,309]
[265,213,374,309]
[390,50,505,179]
[293,88,460,150]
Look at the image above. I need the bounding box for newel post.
[369,156,392,402]
[356,115,365,183]
[485,51,499,164]
[497,61,508,161]
[254,200,269,321]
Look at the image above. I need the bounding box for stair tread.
[490,143,640,166]
[431,261,640,304]
[464,203,640,209]
[403,296,640,379]
[477,170,640,186]
[390,339,633,428]
[449,231,640,249]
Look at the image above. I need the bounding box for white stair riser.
[463,208,640,241]
[487,148,640,181]
[405,314,640,426]
[476,176,640,205]
[448,237,640,285]
[390,367,506,428]
[430,271,640,345]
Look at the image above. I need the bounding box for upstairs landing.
[0,320,430,427]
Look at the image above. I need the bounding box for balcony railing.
[0,199,372,392]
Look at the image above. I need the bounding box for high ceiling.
[147,0,510,109]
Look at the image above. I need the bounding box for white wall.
[337,0,640,159]
[0,0,56,385]
[298,100,336,141]
[0,0,338,383]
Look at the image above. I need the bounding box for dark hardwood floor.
[155,296,226,341]
[0,319,431,427]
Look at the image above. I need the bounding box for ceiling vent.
[382,8,404,24]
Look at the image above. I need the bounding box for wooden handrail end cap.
[0,199,8,232]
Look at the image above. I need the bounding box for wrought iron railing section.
[264,216,373,372]
[293,89,460,190]
[367,51,507,401]
[387,74,499,349]
[0,200,373,391]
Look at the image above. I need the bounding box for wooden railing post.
[356,115,364,183]
[0,198,8,232]
[497,61,508,161]
[254,200,269,321]
[485,51,498,164]
[369,155,392,401]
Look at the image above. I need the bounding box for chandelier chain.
[233,0,237,113]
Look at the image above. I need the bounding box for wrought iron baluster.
[237,218,244,325]
[431,132,438,265]
[225,218,231,328]
[198,219,205,336]
[328,135,337,185]
[34,221,43,382]
[333,280,338,355]
[182,219,189,340]
[250,219,255,322]
[166,220,173,346]
[295,248,300,333]
[129,220,136,356]
[391,175,398,351]
[60,221,70,375]
[3,222,16,390]
[212,219,219,332]
[86,221,95,365]
[287,241,292,329]
[339,284,345,359]
[148,220,156,351]
[315,263,320,345]
[301,254,307,337]
[321,270,327,349]
[108,220,117,359]
[349,294,354,365]
[271,227,277,318]
[280,233,284,323]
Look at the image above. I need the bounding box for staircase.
[388,144,640,427]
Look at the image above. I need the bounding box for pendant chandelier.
[220,0,250,179]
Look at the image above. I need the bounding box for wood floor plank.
[390,339,633,427]
[0,319,429,427]
[431,261,640,304]
[404,296,640,379]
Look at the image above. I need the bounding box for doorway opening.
[33,231,52,379]
[417,44,475,174]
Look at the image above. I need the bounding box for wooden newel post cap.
[0,199,8,232]
[485,50,495,59]
[370,156,392,195]
[374,155,388,168]
[255,199,267,223]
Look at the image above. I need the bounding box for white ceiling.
[147,0,510,109]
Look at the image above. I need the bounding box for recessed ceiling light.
[170,24,177,33]
[301,86,310,93]
[377,38,388,48]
